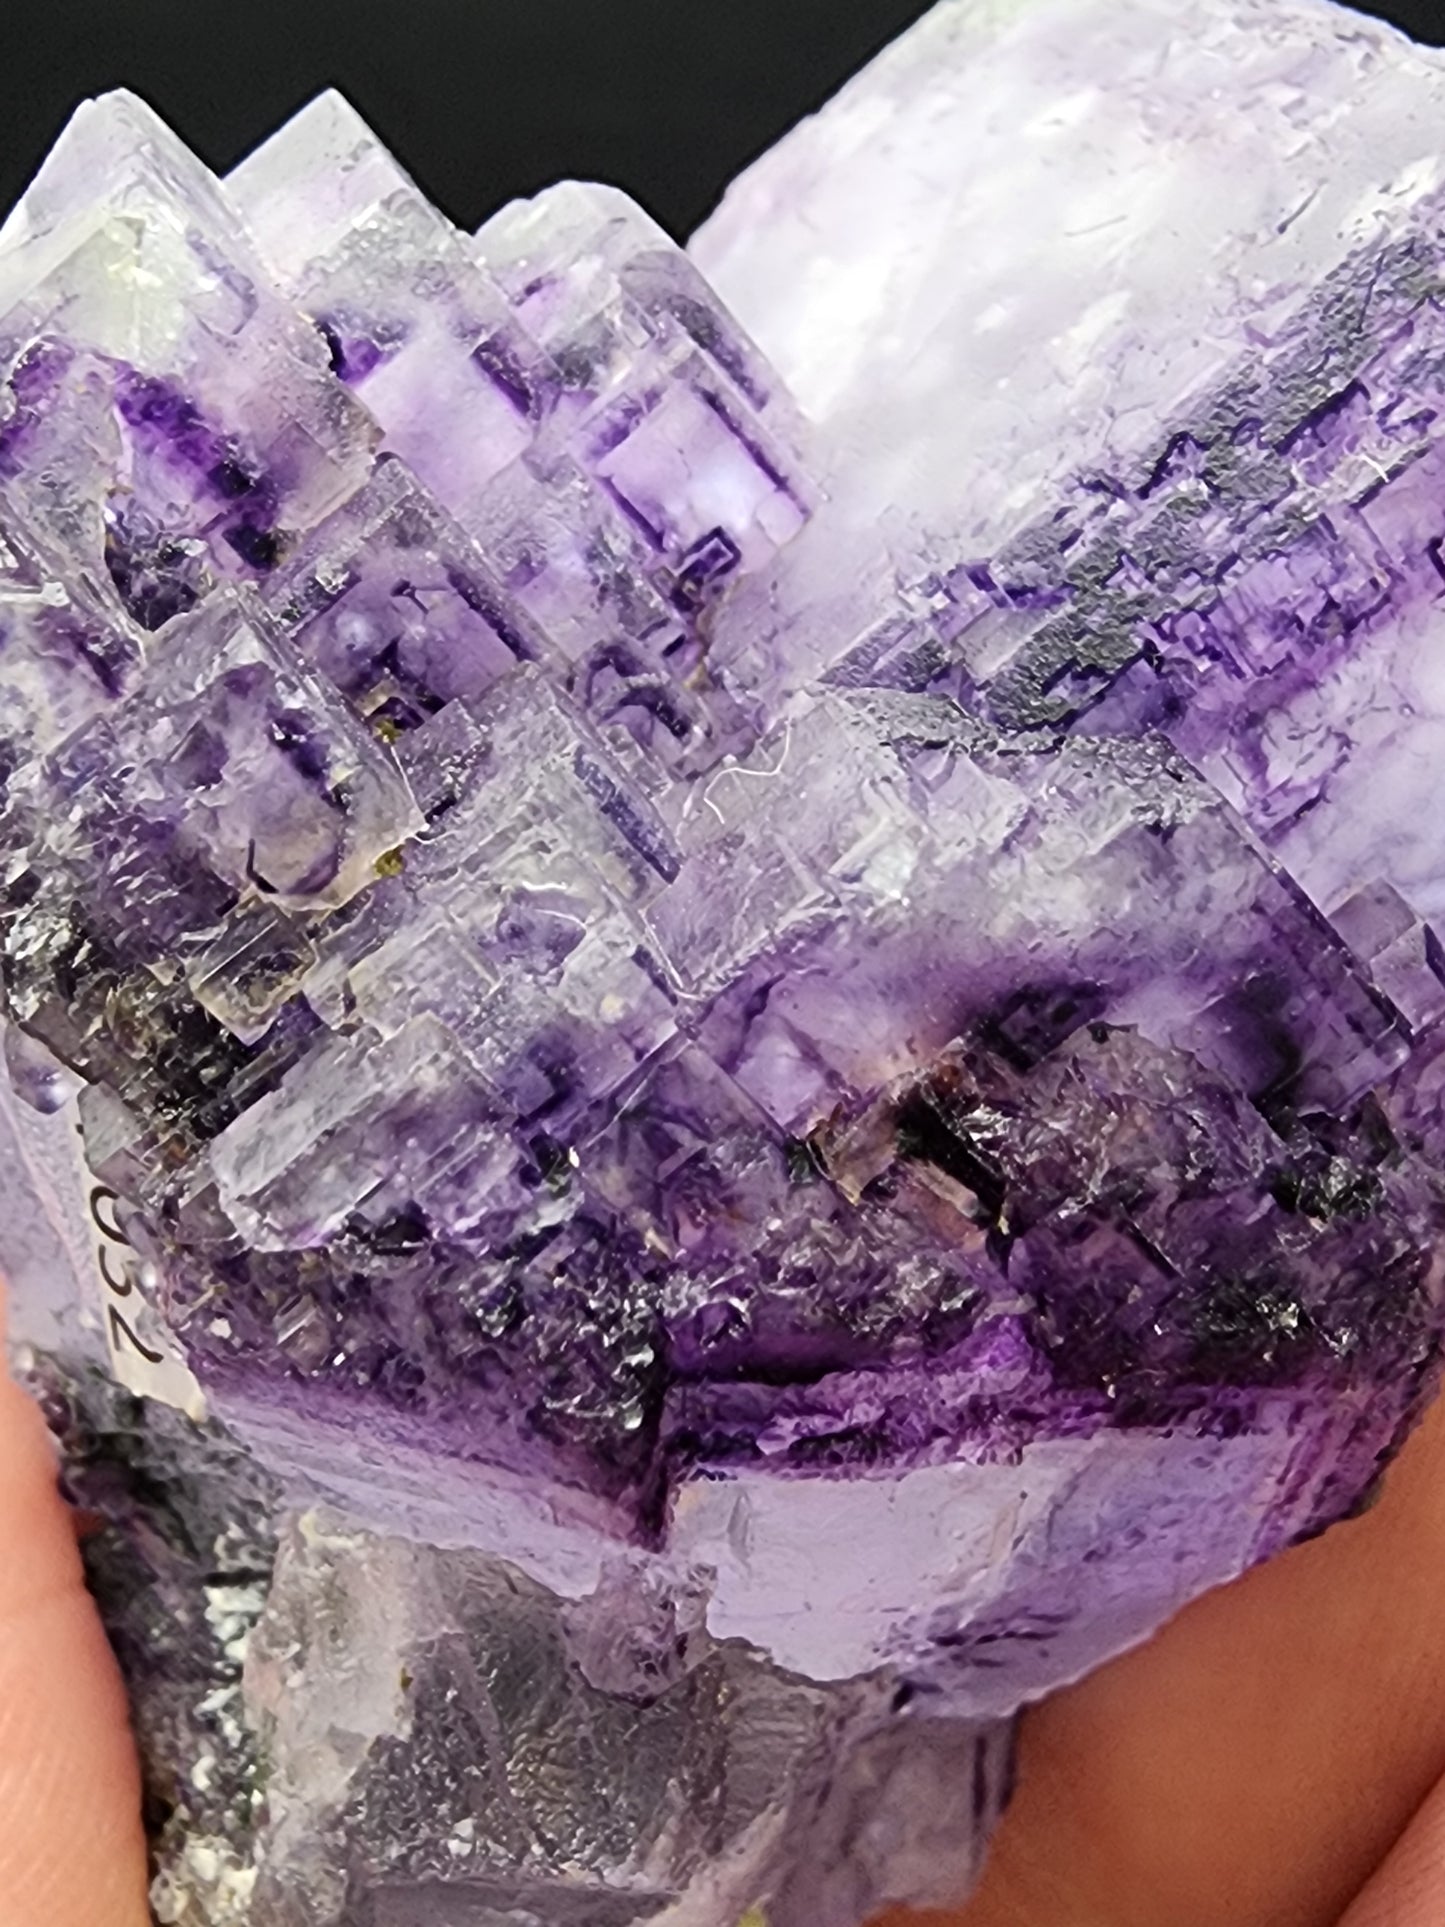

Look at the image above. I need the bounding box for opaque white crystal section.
[693,0,1445,549]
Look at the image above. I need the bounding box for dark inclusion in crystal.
[20,1354,279,1919]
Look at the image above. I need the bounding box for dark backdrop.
[1,0,1443,241]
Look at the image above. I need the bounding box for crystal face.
[5,0,1445,1920]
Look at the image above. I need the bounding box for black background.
[2,0,1444,242]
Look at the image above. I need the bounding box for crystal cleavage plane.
[5,0,1445,1921]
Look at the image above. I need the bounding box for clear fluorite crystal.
[5,0,1445,1920]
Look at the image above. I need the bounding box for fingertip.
[0,1588,152,1927]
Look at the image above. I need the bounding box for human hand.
[0,1289,149,1927]
[8,1260,1445,1927]
[883,1391,1445,1927]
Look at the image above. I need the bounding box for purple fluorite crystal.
[4,0,1445,1919]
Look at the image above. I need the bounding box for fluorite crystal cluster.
[5,0,1445,1919]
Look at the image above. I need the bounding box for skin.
[0,1289,149,1927]
[888,1388,1445,1927]
[2,1275,1443,1927]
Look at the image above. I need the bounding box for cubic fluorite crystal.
[5,0,1445,1920]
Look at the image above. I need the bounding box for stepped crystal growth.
[6,0,1445,1920]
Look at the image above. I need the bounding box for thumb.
[1339,1769,1445,1927]
[0,1287,150,1927]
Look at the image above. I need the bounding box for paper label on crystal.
[77,1129,208,1418]
[0,1073,205,1415]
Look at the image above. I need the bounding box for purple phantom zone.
[0,78,1438,1670]
[1,3,1445,1916]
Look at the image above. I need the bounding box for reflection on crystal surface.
[6,0,1445,1919]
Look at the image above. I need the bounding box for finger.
[1339,1762,1445,1927]
[878,1387,1445,1927]
[0,1289,150,1927]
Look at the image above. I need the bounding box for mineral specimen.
[4,0,1445,1920]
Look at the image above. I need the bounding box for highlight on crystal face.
[4,0,1445,1920]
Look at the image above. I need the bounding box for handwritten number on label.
[88,1184,127,1244]
[97,1243,135,1297]
[108,1303,165,1365]
[89,1178,169,1367]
